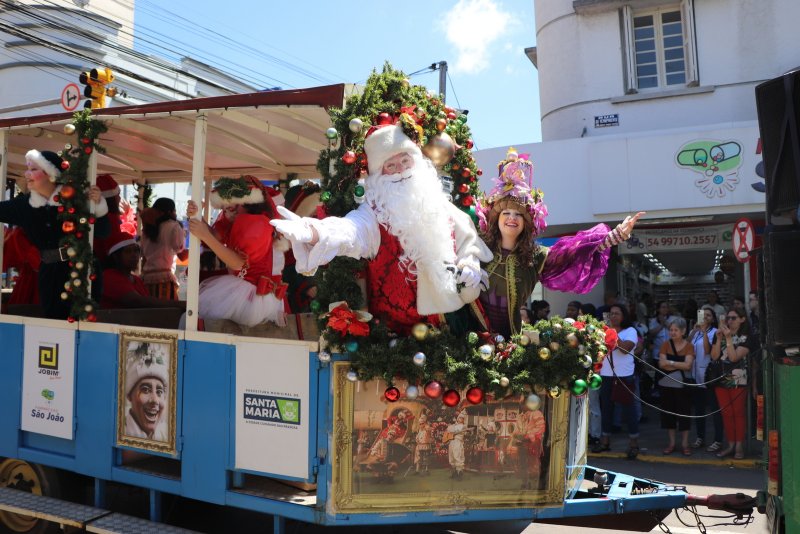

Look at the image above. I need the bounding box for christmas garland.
[56,109,108,322]
[311,64,609,403]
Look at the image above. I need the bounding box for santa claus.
[272,124,491,334]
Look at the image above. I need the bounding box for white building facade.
[475,0,800,314]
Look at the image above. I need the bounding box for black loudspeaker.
[755,68,800,223]
[763,228,800,346]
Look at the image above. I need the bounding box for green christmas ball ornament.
[325,127,339,140]
[457,114,468,124]
[570,379,588,396]
[467,331,479,345]
[589,374,603,389]
[344,340,359,353]
[310,300,321,313]
[354,184,365,197]
[320,191,331,202]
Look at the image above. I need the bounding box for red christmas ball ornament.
[377,112,392,125]
[60,161,70,171]
[461,168,472,178]
[477,169,483,176]
[60,185,75,199]
[57,206,65,213]
[466,139,474,149]
[593,362,603,373]
[461,196,473,207]
[81,137,91,145]
[342,150,357,165]
[75,232,83,239]
[384,387,401,402]
[442,389,461,407]
[451,163,461,171]
[67,316,75,323]
[458,183,469,194]
[53,195,61,203]
[88,217,95,224]
[444,106,454,114]
[87,313,97,322]
[84,147,93,155]
[67,207,75,214]
[424,380,443,399]
[62,221,75,233]
[446,111,457,120]
[89,274,96,281]
[466,386,485,405]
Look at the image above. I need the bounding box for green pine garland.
[57,109,108,322]
[312,64,607,398]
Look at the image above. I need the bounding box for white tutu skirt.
[199,275,284,327]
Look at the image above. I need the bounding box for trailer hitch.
[685,493,756,518]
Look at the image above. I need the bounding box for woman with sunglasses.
[710,307,753,459]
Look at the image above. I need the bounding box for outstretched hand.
[270,206,317,244]
[618,211,646,238]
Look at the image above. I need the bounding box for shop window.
[621,0,698,93]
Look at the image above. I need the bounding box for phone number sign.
[619,224,732,254]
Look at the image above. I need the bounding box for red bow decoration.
[325,301,371,337]
[604,328,619,352]
[399,105,424,124]
[574,321,586,329]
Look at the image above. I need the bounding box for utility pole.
[437,61,448,103]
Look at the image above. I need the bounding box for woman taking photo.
[689,306,724,452]
[594,303,640,458]
[710,307,752,459]
[657,317,695,455]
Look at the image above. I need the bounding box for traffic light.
[79,67,114,109]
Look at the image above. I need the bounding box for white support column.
[185,113,208,331]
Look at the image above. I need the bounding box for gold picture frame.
[330,362,568,514]
[116,330,178,455]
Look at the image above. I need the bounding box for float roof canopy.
[0,83,346,184]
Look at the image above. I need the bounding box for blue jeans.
[601,375,639,438]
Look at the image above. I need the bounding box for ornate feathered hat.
[477,148,548,235]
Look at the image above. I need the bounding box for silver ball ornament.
[348,118,364,133]
[494,334,505,344]
[63,123,76,135]
[317,351,331,363]
[346,370,358,382]
[580,354,593,369]
[389,338,399,348]
[412,352,426,366]
[478,344,494,361]
[405,385,419,399]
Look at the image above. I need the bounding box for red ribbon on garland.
[326,302,370,337]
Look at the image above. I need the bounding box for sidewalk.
[587,402,762,469]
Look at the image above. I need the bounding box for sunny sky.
[134,0,542,151]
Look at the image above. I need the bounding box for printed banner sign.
[21,326,76,440]
[235,341,310,479]
[618,223,732,254]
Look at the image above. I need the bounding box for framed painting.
[116,330,178,454]
[330,363,569,514]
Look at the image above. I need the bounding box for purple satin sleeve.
[539,223,611,294]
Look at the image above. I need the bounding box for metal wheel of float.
[0,459,60,534]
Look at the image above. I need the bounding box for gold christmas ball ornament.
[553,323,563,331]
[538,347,551,360]
[499,376,510,388]
[548,386,562,398]
[411,323,429,341]
[549,341,560,352]
[421,132,456,168]
[63,123,76,135]
[66,247,77,258]
[75,262,84,270]
[519,334,531,346]
[578,344,586,355]
[567,333,579,347]
[60,292,69,300]
[401,78,411,87]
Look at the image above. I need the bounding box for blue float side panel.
[74,330,119,479]
[180,339,231,504]
[0,322,24,458]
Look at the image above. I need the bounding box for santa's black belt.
[40,246,70,264]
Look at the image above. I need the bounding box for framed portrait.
[330,363,569,514]
[116,330,178,454]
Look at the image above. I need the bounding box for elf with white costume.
[272,125,492,335]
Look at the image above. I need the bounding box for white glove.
[270,206,314,243]
[458,264,482,289]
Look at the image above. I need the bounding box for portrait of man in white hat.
[122,341,171,442]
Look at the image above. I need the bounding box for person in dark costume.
[0,150,109,319]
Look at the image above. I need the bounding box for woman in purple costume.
[473,148,644,338]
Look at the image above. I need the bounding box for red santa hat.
[96,174,120,198]
[363,125,421,175]
[209,175,269,208]
[107,231,138,256]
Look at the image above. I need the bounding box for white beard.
[364,154,457,292]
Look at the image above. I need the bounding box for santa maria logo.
[38,343,59,375]
[243,393,300,425]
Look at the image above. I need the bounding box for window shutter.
[620,5,637,94]
[681,0,699,86]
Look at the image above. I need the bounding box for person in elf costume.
[473,148,645,338]
[271,123,492,335]
[186,175,287,327]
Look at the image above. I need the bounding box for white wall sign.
[235,341,310,479]
[21,326,76,440]
[619,223,732,254]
